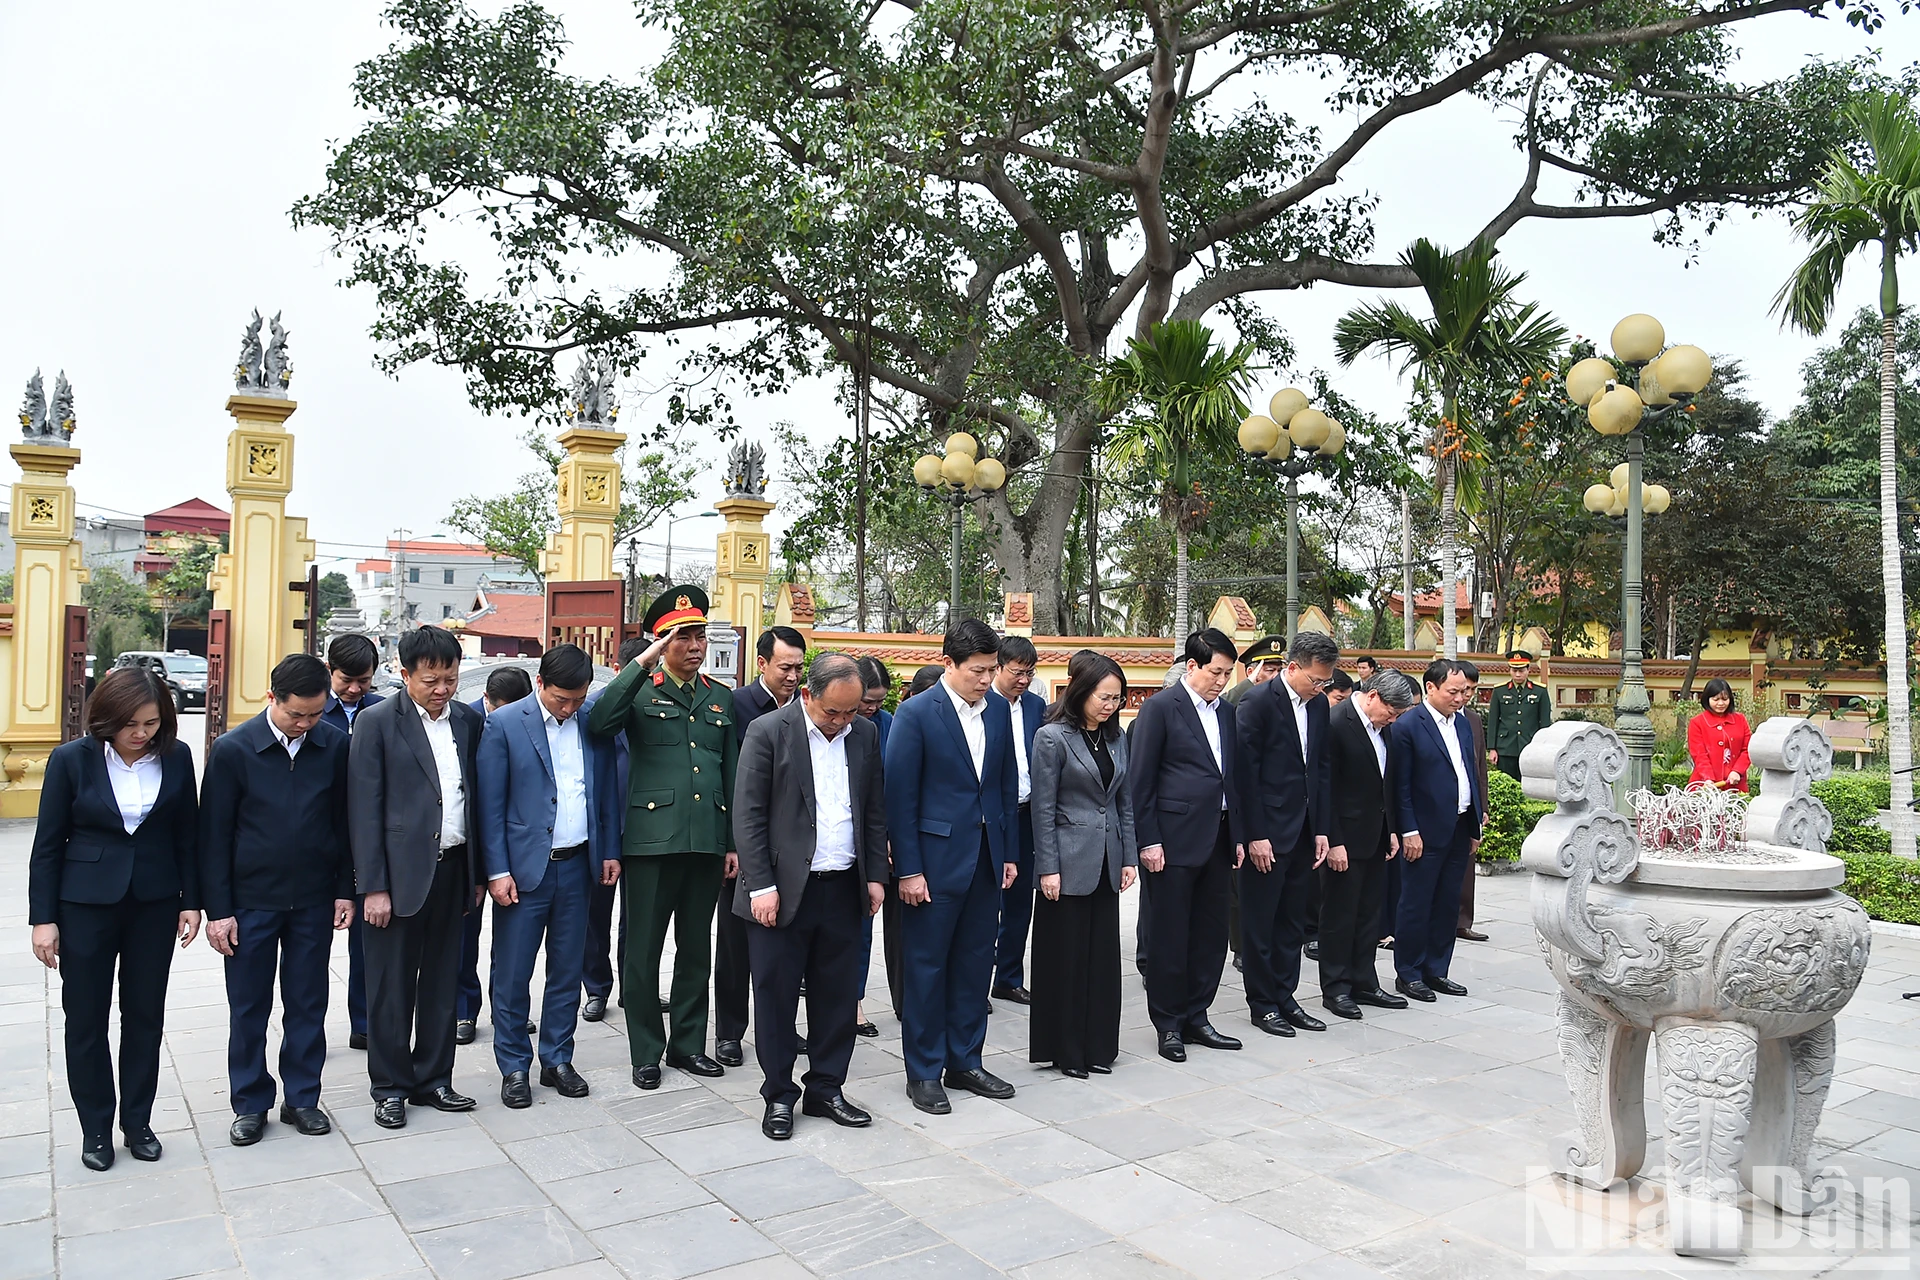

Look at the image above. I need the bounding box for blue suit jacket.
[884,683,1019,896]
[321,690,384,736]
[476,695,620,892]
[1390,704,1486,844]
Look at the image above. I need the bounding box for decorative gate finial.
[567,355,619,427]
[235,309,292,396]
[724,440,769,496]
[19,369,76,443]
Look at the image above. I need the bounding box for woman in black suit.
[1029,654,1137,1078]
[29,666,201,1171]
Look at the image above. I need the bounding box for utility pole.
[1401,488,1414,651]
[625,535,641,623]
[390,527,410,656]
[854,307,870,632]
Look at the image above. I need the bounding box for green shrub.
[1651,767,1693,793]
[1479,769,1554,863]
[1838,848,1920,925]
[1812,775,1884,832]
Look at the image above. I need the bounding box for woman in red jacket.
[1687,678,1752,791]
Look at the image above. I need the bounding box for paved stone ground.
[1,818,1915,1280]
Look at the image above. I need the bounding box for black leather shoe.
[633,1064,662,1090]
[906,1080,951,1115]
[1427,976,1469,997]
[1061,1066,1089,1079]
[1353,987,1409,1010]
[348,1032,368,1051]
[278,1105,330,1135]
[762,1101,793,1140]
[1323,994,1363,1020]
[1396,978,1437,1002]
[1158,1031,1187,1062]
[81,1135,113,1171]
[1232,954,1243,972]
[1456,928,1488,942]
[1182,1023,1243,1051]
[124,1126,162,1162]
[796,1036,809,1057]
[943,1067,1015,1099]
[802,1094,872,1127]
[525,1020,537,1036]
[540,1064,590,1097]
[374,1098,407,1129]
[855,1022,879,1038]
[408,1086,477,1112]
[1088,1063,1112,1075]
[230,1113,266,1146]
[714,1040,744,1068]
[455,1020,476,1045]
[1252,1011,1295,1038]
[501,1072,532,1109]
[582,995,607,1023]
[1304,940,1320,961]
[990,985,1032,1006]
[1280,1005,1327,1033]
[666,1052,724,1078]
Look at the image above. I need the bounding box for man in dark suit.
[1388,659,1486,1003]
[1317,668,1418,1020]
[884,619,1020,1115]
[583,635,644,1020]
[477,645,620,1108]
[733,654,889,1140]
[456,666,534,1046]
[1235,631,1338,1040]
[714,624,808,1068]
[989,635,1046,1006]
[323,633,384,1054]
[202,653,354,1145]
[1130,629,1247,1063]
[1456,660,1494,943]
[348,625,484,1128]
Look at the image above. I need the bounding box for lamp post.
[663,510,719,580]
[1236,387,1346,645]
[1566,314,1713,807]
[913,432,1007,623]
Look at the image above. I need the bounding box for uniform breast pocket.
[639,707,683,746]
[64,842,103,863]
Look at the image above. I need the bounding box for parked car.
[113,651,209,711]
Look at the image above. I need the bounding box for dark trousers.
[1134,883,1152,973]
[1238,831,1316,1017]
[1496,754,1522,780]
[1395,819,1474,984]
[993,804,1036,990]
[621,853,723,1065]
[1142,818,1231,1034]
[363,852,467,1100]
[747,870,863,1107]
[1029,868,1121,1072]
[878,879,904,1018]
[456,905,488,1023]
[1457,849,1478,933]
[1378,856,1402,943]
[346,904,367,1036]
[899,839,998,1082]
[713,872,751,1043]
[1317,855,1388,998]
[57,896,177,1138]
[491,849,592,1076]
[583,877,625,1000]
[226,903,333,1114]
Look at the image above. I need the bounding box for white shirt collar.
[805,714,847,746]
[1427,699,1454,728]
[267,717,304,752]
[760,677,792,706]
[1183,677,1220,712]
[415,698,452,725]
[944,680,985,717]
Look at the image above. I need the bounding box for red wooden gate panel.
[204,609,231,754]
[546,580,625,668]
[60,605,88,743]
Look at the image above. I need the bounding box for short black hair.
[271,653,331,700]
[855,655,891,693]
[1288,631,1340,667]
[327,634,379,677]
[88,666,177,756]
[1326,668,1354,693]
[486,666,533,706]
[906,664,945,699]
[943,618,1000,664]
[1355,655,1380,674]
[540,643,593,691]
[399,625,462,671]
[1045,653,1128,741]
[807,652,863,699]
[617,635,649,666]
[758,625,806,662]
[1066,648,1102,682]
[1458,659,1481,683]
[1423,658,1467,690]
[1700,678,1735,710]
[997,635,1038,668]
[1184,628,1238,668]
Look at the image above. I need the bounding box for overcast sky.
[2,3,1913,578]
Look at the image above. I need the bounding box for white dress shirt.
[1286,683,1311,764]
[1403,701,1473,838]
[1001,690,1031,803]
[545,705,589,850]
[104,743,162,835]
[1362,713,1388,778]
[268,716,305,761]
[944,681,987,779]
[1182,677,1229,811]
[750,716,856,897]
[416,700,468,848]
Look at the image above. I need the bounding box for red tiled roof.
[356,559,392,573]
[145,497,229,536]
[461,593,545,639]
[388,539,496,558]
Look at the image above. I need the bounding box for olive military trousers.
[621,852,725,1066]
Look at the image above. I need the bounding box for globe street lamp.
[1566,314,1712,806]
[1238,387,1346,645]
[913,432,1007,622]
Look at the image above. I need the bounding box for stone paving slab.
[3,819,1916,1278]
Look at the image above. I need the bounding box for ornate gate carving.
[546,579,626,668]
[204,609,231,754]
[60,605,88,743]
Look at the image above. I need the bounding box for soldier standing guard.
[586,586,738,1090]
[1484,650,1552,779]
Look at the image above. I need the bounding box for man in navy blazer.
[476,646,619,1108]
[883,619,1020,1115]
[582,636,642,1020]
[988,635,1046,1005]
[1387,659,1486,1002]
[1130,629,1248,1063]
[454,665,535,1046]
[323,633,385,1053]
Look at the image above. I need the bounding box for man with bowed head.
[323,633,384,1053]
[1389,659,1485,1003]
[884,619,1021,1115]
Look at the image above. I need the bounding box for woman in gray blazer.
[1029,654,1137,1077]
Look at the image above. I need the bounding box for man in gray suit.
[731,653,889,1141]
[348,625,485,1129]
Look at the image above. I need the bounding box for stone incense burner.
[1520,717,1872,1258]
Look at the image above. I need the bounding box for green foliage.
[84,565,160,663]
[0,572,12,604]
[157,535,225,624]
[1478,769,1553,863]
[317,571,355,625]
[1651,767,1693,793]
[1838,848,1920,923]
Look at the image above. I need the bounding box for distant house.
[353,538,535,630]
[455,585,545,657]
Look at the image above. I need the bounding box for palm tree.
[1334,239,1565,659]
[1097,320,1257,636]
[1775,89,1920,860]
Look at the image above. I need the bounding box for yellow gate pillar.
[713,440,774,657]
[0,405,89,817]
[543,426,625,583]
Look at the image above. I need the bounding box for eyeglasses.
[1090,692,1125,705]
[1002,666,1036,681]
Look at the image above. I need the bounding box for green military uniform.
[1223,634,1285,707]
[587,586,738,1071]
[1486,651,1552,779]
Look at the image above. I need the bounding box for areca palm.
[1775,89,1920,859]
[1098,320,1257,636]
[1334,239,1566,659]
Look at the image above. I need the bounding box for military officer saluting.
[1223,636,1285,707]
[587,586,738,1090]
[1485,650,1552,779]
